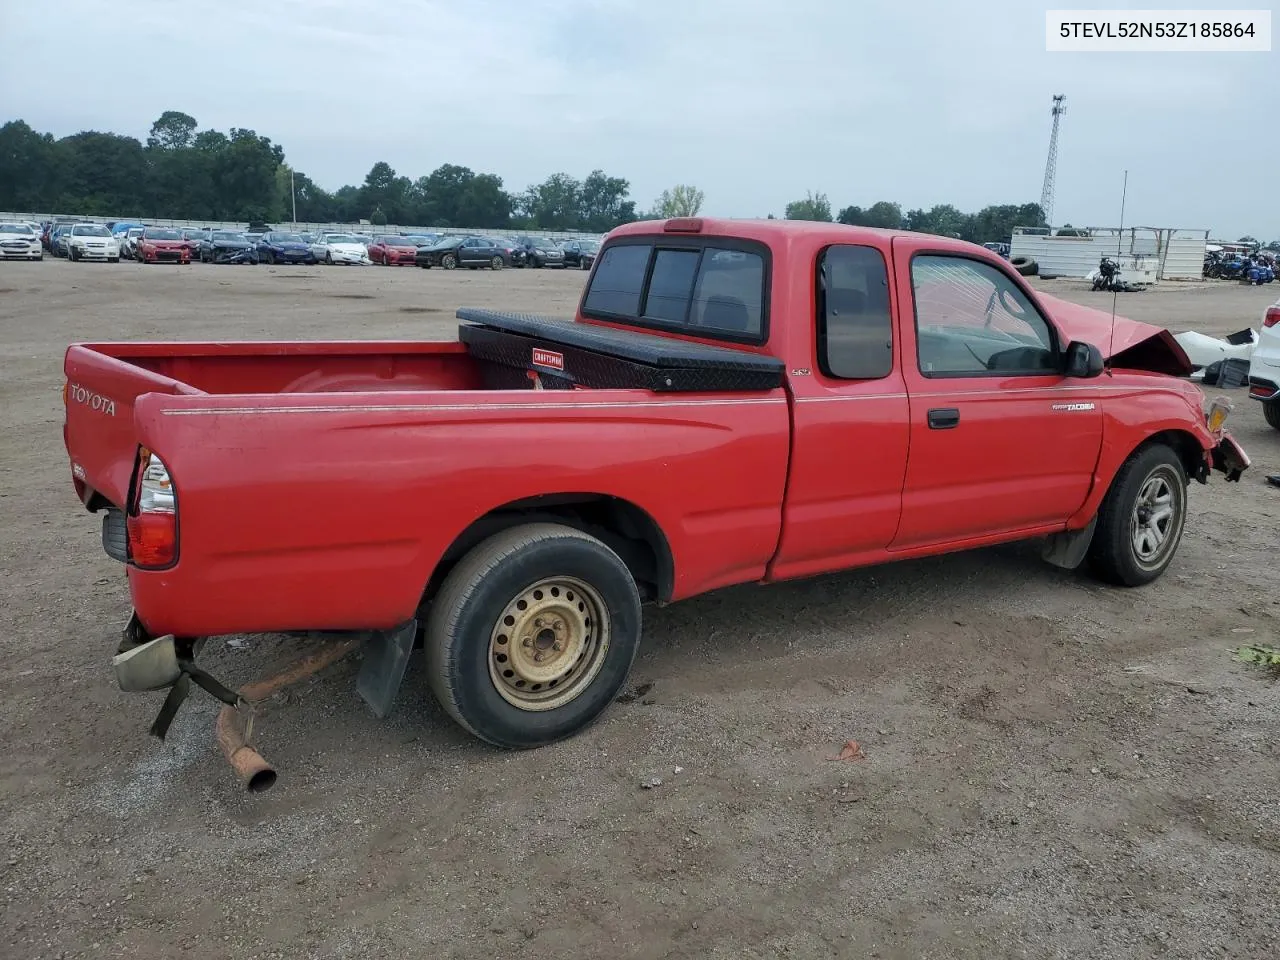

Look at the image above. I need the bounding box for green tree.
[577,169,636,232]
[56,131,148,216]
[209,128,284,221]
[652,184,704,218]
[864,201,902,229]
[520,172,582,230]
[836,205,866,225]
[785,191,832,221]
[0,120,60,210]
[146,111,197,151]
[905,204,971,239]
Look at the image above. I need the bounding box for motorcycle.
[1245,259,1275,285]
[1090,256,1142,292]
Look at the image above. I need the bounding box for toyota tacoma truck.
[63,218,1249,778]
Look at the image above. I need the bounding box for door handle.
[927,407,961,430]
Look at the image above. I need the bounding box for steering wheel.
[997,286,1026,318]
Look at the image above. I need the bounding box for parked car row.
[15,219,603,271]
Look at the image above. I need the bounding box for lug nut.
[552,641,564,652]
[522,638,533,648]
[534,652,546,663]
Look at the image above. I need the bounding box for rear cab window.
[582,238,769,343]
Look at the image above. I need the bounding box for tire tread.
[1087,444,1186,586]
[424,522,630,745]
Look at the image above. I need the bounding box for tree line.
[2,110,1050,243]
[782,191,1047,246]
[0,111,654,231]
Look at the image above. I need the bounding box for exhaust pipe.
[215,638,359,793]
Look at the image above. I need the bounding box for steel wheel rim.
[1130,466,1182,568]
[488,576,610,711]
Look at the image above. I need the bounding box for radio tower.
[1039,94,1066,228]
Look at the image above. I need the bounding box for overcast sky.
[2,0,1275,238]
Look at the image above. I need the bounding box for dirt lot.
[2,259,1279,960]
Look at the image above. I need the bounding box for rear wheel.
[1088,444,1187,586]
[1264,400,1280,431]
[325,251,333,265]
[425,523,642,748]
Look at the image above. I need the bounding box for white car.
[66,223,121,262]
[0,222,43,260]
[121,227,145,259]
[1247,298,1280,429]
[310,233,371,265]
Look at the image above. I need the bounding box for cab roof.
[608,217,980,256]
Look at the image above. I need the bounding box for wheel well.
[1138,429,1207,482]
[420,494,675,610]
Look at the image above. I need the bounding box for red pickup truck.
[64,218,1248,768]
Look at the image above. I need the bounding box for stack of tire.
[1010,256,1038,277]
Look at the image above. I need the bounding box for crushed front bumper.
[1212,432,1249,482]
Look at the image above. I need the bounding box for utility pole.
[1040,94,1066,228]
[291,169,297,226]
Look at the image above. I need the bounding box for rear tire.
[1264,400,1280,431]
[1087,444,1187,587]
[425,523,642,748]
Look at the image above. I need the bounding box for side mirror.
[1064,341,1105,378]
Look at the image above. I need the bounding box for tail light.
[1264,307,1280,329]
[127,447,177,568]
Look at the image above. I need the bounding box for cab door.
[768,241,911,582]
[889,237,1103,550]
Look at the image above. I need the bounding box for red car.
[369,235,420,265]
[135,227,191,264]
[62,218,1248,786]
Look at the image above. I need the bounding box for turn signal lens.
[1206,396,1233,433]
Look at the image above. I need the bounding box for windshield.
[378,236,413,246]
[581,240,600,252]
[272,233,304,243]
[128,228,143,237]
[146,229,181,240]
[0,224,34,235]
[212,232,244,242]
[73,225,111,237]
[323,234,357,243]
[527,237,553,248]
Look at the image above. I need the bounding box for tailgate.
[63,344,198,509]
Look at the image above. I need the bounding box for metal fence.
[0,212,605,243]
[1010,226,1209,281]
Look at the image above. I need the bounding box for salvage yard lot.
[3,260,1280,959]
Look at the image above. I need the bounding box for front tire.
[1088,444,1187,586]
[491,255,504,270]
[442,253,457,270]
[425,523,642,748]
[1264,399,1280,431]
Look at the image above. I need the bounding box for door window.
[911,255,1057,377]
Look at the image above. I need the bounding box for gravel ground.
[1,258,1278,960]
